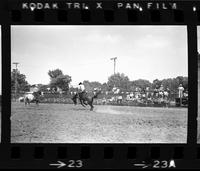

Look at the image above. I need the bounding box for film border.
[0,0,199,169]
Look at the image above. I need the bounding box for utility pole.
[110,57,117,75]
[13,62,19,101]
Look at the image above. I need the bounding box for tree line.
[11,68,188,94]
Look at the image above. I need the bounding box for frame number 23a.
[153,160,176,168]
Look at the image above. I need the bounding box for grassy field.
[11,102,187,143]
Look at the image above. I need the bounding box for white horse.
[24,92,41,105]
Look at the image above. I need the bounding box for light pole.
[110,57,117,75]
[13,62,19,101]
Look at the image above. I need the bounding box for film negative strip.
[0,0,200,169]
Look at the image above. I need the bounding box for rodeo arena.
[15,84,188,107]
[11,78,188,143]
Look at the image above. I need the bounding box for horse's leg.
[83,100,88,105]
[88,102,94,111]
[89,98,94,111]
[25,99,30,106]
[90,104,94,111]
[79,98,86,107]
[24,98,27,106]
[72,94,77,105]
[77,93,85,107]
[80,92,89,106]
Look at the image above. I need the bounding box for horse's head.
[93,88,101,98]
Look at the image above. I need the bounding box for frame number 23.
[68,160,83,168]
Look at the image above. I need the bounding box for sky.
[11,26,188,87]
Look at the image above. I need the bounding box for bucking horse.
[72,89,101,111]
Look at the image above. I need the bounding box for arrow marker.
[134,164,146,166]
[134,161,150,169]
[50,161,66,168]
[134,163,149,168]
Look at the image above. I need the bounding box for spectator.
[178,84,184,98]
[146,87,150,98]
[183,90,188,98]
[154,87,159,98]
[159,84,164,92]
[166,86,170,93]
[130,92,134,98]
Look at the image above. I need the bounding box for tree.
[182,77,188,91]
[152,79,162,89]
[11,69,30,92]
[48,69,63,79]
[175,76,188,91]
[132,79,151,90]
[101,82,109,92]
[107,73,130,91]
[38,84,50,92]
[83,80,102,92]
[48,69,72,92]
[151,77,188,93]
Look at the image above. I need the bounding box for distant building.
[30,84,39,92]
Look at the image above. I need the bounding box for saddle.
[78,91,87,99]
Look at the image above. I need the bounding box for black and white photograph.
[11,26,188,143]
[198,26,200,144]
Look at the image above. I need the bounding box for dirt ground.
[11,102,187,143]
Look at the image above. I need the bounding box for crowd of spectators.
[100,84,188,106]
